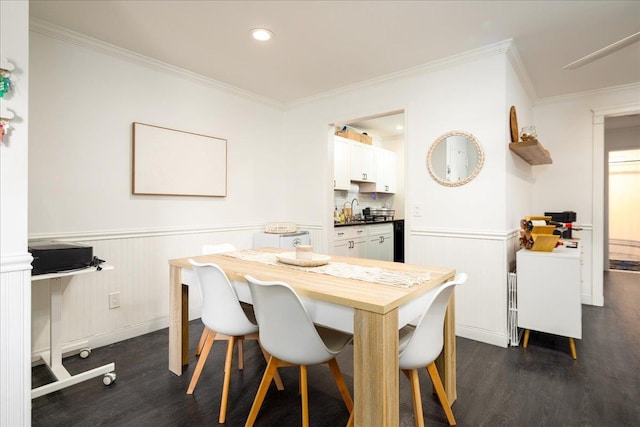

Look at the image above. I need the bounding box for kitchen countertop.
[334,219,401,228]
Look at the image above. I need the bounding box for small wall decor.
[0,57,14,98]
[426,130,484,187]
[132,122,227,197]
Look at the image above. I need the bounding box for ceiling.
[29,1,640,108]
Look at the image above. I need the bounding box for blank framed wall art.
[132,122,227,197]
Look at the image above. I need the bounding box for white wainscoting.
[577,226,594,305]
[1,255,32,426]
[29,224,324,358]
[409,227,520,348]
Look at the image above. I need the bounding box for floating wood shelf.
[509,140,552,165]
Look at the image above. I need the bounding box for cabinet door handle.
[338,232,344,236]
[334,180,336,187]
[385,185,389,191]
[379,236,384,243]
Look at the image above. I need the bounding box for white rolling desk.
[31,265,116,399]
[517,247,582,359]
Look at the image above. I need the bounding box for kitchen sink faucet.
[351,198,360,218]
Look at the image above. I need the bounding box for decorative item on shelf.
[520,126,538,142]
[509,106,519,142]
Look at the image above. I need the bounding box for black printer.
[29,241,94,275]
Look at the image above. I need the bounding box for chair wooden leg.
[259,345,285,391]
[219,336,236,424]
[523,329,530,348]
[346,410,354,427]
[327,358,354,412]
[427,362,456,426]
[300,365,309,427]
[569,337,577,360]
[245,356,280,427]
[238,336,245,370]
[187,331,216,394]
[404,369,425,427]
[195,327,210,356]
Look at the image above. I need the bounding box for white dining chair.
[187,260,284,424]
[399,273,467,427]
[346,273,467,427]
[244,275,354,427]
[194,243,237,358]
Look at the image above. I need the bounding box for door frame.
[591,102,640,306]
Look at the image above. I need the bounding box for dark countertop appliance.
[362,208,395,222]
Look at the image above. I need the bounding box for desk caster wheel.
[79,348,91,359]
[103,372,116,386]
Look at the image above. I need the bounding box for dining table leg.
[169,264,188,375]
[353,307,399,426]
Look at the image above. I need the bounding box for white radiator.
[508,271,520,346]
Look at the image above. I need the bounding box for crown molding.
[29,18,286,110]
[287,39,517,109]
[504,39,538,104]
[537,82,640,105]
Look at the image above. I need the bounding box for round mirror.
[426,131,484,187]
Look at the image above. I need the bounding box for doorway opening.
[608,148,640,272]
[604,113,640,273]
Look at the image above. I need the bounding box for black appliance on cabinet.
[393,220,404,263]
[544,211,577,239]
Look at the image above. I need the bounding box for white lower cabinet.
[333,226,367,258]
[366,223,394,261]
[332,223,393,261]
[516,247,582,339]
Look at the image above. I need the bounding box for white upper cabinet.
[361,147,396,193]
[349,142,376,182]
[334,136,351,190]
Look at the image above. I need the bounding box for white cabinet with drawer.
[333,226,367,258]
[366,223,394,261]
[517,247,582,339]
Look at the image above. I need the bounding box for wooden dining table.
[168,248,456,426]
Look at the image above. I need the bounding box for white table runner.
[224,250,430,288]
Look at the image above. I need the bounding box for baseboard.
[457,324,509,348]
[32,317,173,364]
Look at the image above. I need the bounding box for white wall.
[0,1,31,425]
[28,23,324,355]
[286,42,527,347]
[533,86,640,304]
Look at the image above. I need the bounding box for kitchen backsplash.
[334,189,394,218]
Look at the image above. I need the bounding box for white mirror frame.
[426,130,485,187]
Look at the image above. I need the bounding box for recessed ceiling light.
[395,125,404,131]
[251,28,273,41]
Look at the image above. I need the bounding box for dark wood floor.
[32,271,640,426]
